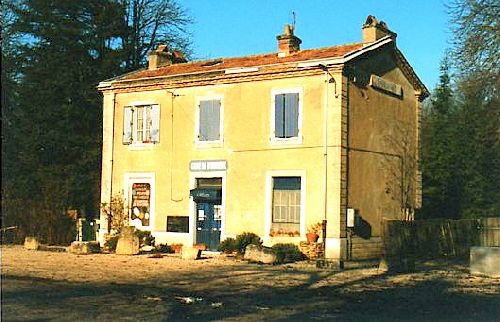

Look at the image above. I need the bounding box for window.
[272,177,301,232]
[198,99,221,142]
[130,182,151,227]
[273,92,300,139]
[123,104,160,144]
[126,172,155,230]
[166,216,189,233]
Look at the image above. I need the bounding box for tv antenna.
[290,11,296,33]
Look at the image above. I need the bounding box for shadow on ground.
[2,263,499,321]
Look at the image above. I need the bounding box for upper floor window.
[272,90,302,143]
[197,98,222,144]
[123,104,160,145]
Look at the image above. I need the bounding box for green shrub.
[135,229,155,247]
[104,229,155,252]
[271,243,306,264]
[104,234,120,252]
[235,232,262,255]
[155,243,173,253]
[218,237,238,253]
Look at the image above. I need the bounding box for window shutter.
[207,99,221,141]
[274,94,285,138]
[199,100,220,141]
[123,106,133,144]
[150,104,160,143]
[284,93,299,138]
[199,100,210,141]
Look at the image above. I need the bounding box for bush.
[135,230,155,247]
[235,232,262,255]
[271,243,306,264]
[104,229,155,252]
[218,237,238,253]
[104,234,120,252]
[155,243,173,253]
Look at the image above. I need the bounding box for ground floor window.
[271,177,301,234]
[131,183,151,226]
[126,173,155,229]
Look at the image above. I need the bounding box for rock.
[470,246,500,278]
[115,226,139,255]
[24,237,40,250]
[140,245,155,252]
[181,246,201,260]
[244,244,276,264]
[68,241,100,255]
[381,256,415,273]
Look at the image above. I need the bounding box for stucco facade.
[98,16,428,260]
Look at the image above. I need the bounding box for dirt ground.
[1,246,499,321]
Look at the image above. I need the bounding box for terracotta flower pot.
[306,232,319,243]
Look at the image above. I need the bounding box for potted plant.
[306,222,322,243]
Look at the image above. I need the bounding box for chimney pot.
[148,44,187,70]
[277,24,301,57]
[362,15,397,43]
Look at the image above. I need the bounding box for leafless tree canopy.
[121,0,192,70]
[448,0,500,92]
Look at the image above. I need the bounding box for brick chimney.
[277,24,302,57]
[148,44,187,70]
[362,15,397,44]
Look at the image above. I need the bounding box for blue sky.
[182,0,451,91]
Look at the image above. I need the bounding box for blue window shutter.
[207,99,221,141]
[275,94,285,138]
[150,104,160,143]
[284,93,299,137]
[199,100,210,141]
[199,100,220,141]
[123,106,133,144]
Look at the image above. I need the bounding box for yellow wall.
[347,47,421,237]
[99,48,422,260]
[105,74,342,245]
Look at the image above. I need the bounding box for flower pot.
[306,232,319,243]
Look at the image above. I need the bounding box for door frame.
[189,170,226,246]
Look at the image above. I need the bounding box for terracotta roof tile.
[120,43,364,81]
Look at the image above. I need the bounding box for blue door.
[196,202,221,251]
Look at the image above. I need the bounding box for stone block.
[244,244,276,264]
[181,246,201,260]
[24,237,40,250]
[470,246,500,278]
[115,227,139,255]
[68,241,100,255]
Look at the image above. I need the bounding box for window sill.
[127,143,156,151]
[195,140,223,149]
[270,137,303,146]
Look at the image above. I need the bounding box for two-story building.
[98,15,428,260]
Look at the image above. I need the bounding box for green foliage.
[271,243,306,264]
[104,235,119,252]
[218,237,238,253]
[155,244,174,254]
[420,56,500,219]
[135,230,155,247]
[235,232,262,255]
[1,0,192,242]
[104,229,155,252]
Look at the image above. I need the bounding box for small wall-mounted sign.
[370,75,403,98]
[190,160,227,172]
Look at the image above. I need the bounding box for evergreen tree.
[420,59,462,218]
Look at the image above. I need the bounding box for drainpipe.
[107,92,116,234]
[166,90,183,202]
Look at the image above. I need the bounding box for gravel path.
[1,245,499,321]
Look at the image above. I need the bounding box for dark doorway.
[191,178,222,251]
